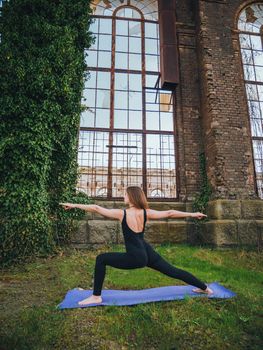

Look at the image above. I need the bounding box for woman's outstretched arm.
[59,203,122,220]
[146,209,207,220]
[169,209,207,219]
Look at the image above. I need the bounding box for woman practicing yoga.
[60,186,213,305]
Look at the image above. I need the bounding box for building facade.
[74,0,263,248]
[77,0,263,205]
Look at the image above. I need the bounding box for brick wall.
[175,0,259,200]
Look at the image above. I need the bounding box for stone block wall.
[188,199,263,247]
[70,200,262,249]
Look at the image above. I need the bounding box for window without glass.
[238,3,263,199]
[77,1,177,199]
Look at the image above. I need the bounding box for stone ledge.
[197,219,263,246]
[70,220,88,244]
[237,220,263,245]
[87,220,120,244]
[93,200,187,211]
[202,220,238,246]
[71,200,262,248]
[241,201,263,219]
[83,201,188,220]
[207,199,263,220]
[144,221,187,243]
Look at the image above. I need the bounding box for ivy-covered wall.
[0,0,94,266]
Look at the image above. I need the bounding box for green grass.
[0,243,262,350]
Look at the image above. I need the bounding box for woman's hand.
[191,212,207,219]
[59,202,76,210]
[59,203,98,212]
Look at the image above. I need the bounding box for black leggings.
[92,242,207,295]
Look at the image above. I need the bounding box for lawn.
[0,243,262,350]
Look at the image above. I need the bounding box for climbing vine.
[0,0,94,266]
[191,152,212,242]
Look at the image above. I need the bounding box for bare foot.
[78,294,103,306]
[192,286,213,295]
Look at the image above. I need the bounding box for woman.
[59,186,213,305]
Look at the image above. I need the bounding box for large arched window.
[77,0,176,200]
[238,2,263,199]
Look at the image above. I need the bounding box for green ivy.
[0,0,94,266]
[191,152,212,242]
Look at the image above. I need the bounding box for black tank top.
[122,208,147,250]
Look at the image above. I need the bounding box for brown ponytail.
[126,186,149,209]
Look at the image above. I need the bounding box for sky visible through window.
[238,2,263,198]
[78,1,177,198]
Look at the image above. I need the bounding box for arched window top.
[96,187,107,197]
[115,6,142,19]
[238,3,263,33]
[150,189,165,198]
[91,0,158,21]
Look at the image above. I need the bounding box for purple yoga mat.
[56,282,236,309]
